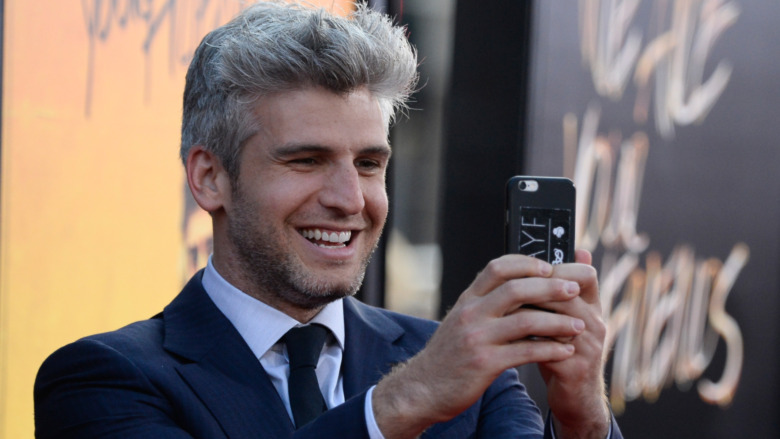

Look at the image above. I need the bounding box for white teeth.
[300,229,352,244]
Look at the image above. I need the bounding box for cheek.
[255,175,318,211]
[364,184,389,224]
[232,190,294,228]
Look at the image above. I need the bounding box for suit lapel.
[162,273,294,438]
[341,297,415,398]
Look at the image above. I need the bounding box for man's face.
[222,87,390,314]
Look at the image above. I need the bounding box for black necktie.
[283,324,329,428]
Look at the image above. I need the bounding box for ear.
[186,146,231,213]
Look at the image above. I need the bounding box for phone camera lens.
[518,179,539,192]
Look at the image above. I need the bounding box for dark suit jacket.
[35,272,620,438]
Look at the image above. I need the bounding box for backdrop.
[525,1,779,437]
[0,1,354,437]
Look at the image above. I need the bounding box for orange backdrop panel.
[0,1,354,437]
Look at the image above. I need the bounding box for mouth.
[298,228,353,248]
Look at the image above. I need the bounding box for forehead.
[249,87,389,149]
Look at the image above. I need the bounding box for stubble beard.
[227,186,375,310]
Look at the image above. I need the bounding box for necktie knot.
[283,324,328,370]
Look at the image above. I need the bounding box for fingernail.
[572,319,585,332]
[566,281,580,295]
[540,262,553,276]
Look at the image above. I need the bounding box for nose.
[319,163,366,215]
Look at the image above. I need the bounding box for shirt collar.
[201,256,345,359]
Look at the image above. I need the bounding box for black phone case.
[505,176,576,264]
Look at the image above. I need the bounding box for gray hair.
[180,1,419,181]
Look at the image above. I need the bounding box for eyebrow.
[271,143,392,159]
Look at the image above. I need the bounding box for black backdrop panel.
[525,1,780,437]
[439,1,532,315]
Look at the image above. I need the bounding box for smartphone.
[505,176,576,265]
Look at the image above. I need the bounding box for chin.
[287,266,367,308]
[285,282,361,310]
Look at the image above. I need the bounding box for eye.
[355,158,383,173]
[289,157,318,166]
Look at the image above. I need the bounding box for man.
[35,2,622,438]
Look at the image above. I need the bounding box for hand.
[373,254,588,438]
[537,249,610,439]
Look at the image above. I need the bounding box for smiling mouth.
[299,228,353,248]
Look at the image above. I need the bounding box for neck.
[210,251,326,323]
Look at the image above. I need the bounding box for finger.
[497,338,576,367]
[506,305,579,343]
[532,293,603,335]
[480,276,580,318]
[529,296,584,318]
[532,297,607,355]
[551,263,600,305]
[539,324,605,372]
[492,307,585,343]
[466,254,552,298]
[550,261,596,283]
[575,249,592,265]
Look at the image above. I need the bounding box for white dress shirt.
[201,257,384,438]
